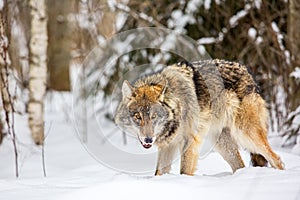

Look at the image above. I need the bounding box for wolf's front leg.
[155,144,177,176]
[180,135,201,176]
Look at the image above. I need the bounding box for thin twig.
[122,131,127,145]
[41,121,52,177]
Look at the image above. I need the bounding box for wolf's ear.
[122,80,134,100]
[159,78,168,96]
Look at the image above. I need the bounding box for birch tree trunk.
[0,3,11,113]
[7,0,30,82]
[0,3,9,146]
[28,0,47,145]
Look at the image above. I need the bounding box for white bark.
[0,10,11,112]
[28,0,47,145]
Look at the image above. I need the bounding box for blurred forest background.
[0,0,299,155]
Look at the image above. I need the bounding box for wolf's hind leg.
[214,127,245,172]
[236,94,284,170]
[247,133,284,169]
[250,153,268,167]
[180,134,201,176]
[155,144,177,176]
[243,131,284,169]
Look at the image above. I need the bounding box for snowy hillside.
[0,93,300,200]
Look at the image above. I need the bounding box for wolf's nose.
[144,137,153,144]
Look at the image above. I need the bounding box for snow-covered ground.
[1,93,300,200]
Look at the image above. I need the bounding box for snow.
[107,0,117,11]
[186,0,211,13]
[168,9,195,32]
[186,0,203,13]
[254,0,262,9]
[256,36,263,44]
[271,22,280,32]
[115,12,128,31]
[229,10,248,28]
[290,67,300,79]
[1,93,300,200]
[204,0,212,10]
[113,2,130,13]
[229,4,252,28]
[0,0,3,11]
[215,0,221,5]
[160,33,177,51]
[197,44,206,55]
[271,22,285,51]
[283,105,300,148]
[292,136,300,155]
[198,37,216,44]
[248,27,257,40]
[58,166,300,200]
[285,50,291,65]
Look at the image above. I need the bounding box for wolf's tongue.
[142,144,152,149]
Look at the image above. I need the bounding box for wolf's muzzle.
[139,137,154,149]
[144,137,153,144]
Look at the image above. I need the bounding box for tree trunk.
[28,0,48,145]
[96,0,117,39]
[0,4,9,145]
[7,0,30,83]
[0,2,12,113]
[47,0,75,91]
[288,0,300,111]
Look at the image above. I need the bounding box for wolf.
[115,59,284,175]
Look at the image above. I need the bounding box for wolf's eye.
[133,112,141,120]
[151,113,157,119]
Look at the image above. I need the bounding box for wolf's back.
[191,59,260,100]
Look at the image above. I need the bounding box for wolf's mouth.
[142,143,152,149]
[139,138,153,149]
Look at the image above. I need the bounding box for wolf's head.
[115,79,170,149]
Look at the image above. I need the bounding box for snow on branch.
[112,1,162,27]
[229,4,251,28]
[290,67,300,79]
